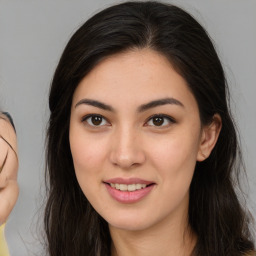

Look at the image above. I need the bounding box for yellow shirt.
[0,223,9,256]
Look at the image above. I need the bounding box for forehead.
[72,49,197,110]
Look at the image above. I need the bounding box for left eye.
[146,115,174,127]
[83,115,109,127]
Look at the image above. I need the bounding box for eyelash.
[81,114,110,127]
[145,114,176,127]
[81,114,176,128]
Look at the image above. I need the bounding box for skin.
[0,114,19,224]
[69,49,221,256]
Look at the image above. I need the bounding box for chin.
[110,221,150,232]
[105,213,155,232]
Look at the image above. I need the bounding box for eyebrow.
[75,97,184,112]
[138,97,184,112]
[75,99,114,111]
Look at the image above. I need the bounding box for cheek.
[69,128,110,195]
[146,127,201,188]
[71,140,100,170]
[149,132,199,167]
[145,132,200,217]
[69,136,101,202]
[70,126,106,170]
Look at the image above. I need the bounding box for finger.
[0,173,7,188]
[0,117,18,155]
[0,152,8,174]
[0,180,19,224]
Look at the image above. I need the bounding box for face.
[69,49,204,231]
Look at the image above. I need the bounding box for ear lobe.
[197,114,222,162]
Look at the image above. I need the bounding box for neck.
[109,211,196,256]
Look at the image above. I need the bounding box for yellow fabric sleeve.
[0,223,10,256]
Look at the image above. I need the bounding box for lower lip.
[105,183,155,204]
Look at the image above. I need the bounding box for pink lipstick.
[104,178,155,204]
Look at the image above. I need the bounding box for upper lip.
[104,177,155,185]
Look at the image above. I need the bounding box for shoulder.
[244,251,256,256]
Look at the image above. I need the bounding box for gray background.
[0,0,255,255]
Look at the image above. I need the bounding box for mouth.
[104,182,155,192]
[103,178,156,203]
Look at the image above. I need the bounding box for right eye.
[82,114,109,127]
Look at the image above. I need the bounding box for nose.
[109,126,146,169]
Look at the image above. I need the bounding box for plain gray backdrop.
[0,0,255,255]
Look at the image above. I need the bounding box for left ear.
[197,114,222,162]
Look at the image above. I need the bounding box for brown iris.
[91,116,103,126]
[152,116,164,126]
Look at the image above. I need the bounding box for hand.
[0,113,19,224]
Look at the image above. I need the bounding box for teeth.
[110,183,148,191]
[119,184,127,191]
[136,184,146,189]
[128,184,135,191]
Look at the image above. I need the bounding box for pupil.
[153,117,164,126]
[92,116,102,125]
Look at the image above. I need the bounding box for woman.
[44,1,255,255]
[0,112,19,255]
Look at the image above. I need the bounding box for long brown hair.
[45,2,255,255]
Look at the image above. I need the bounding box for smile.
[110,183,147,191]
[104,178,156,203]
